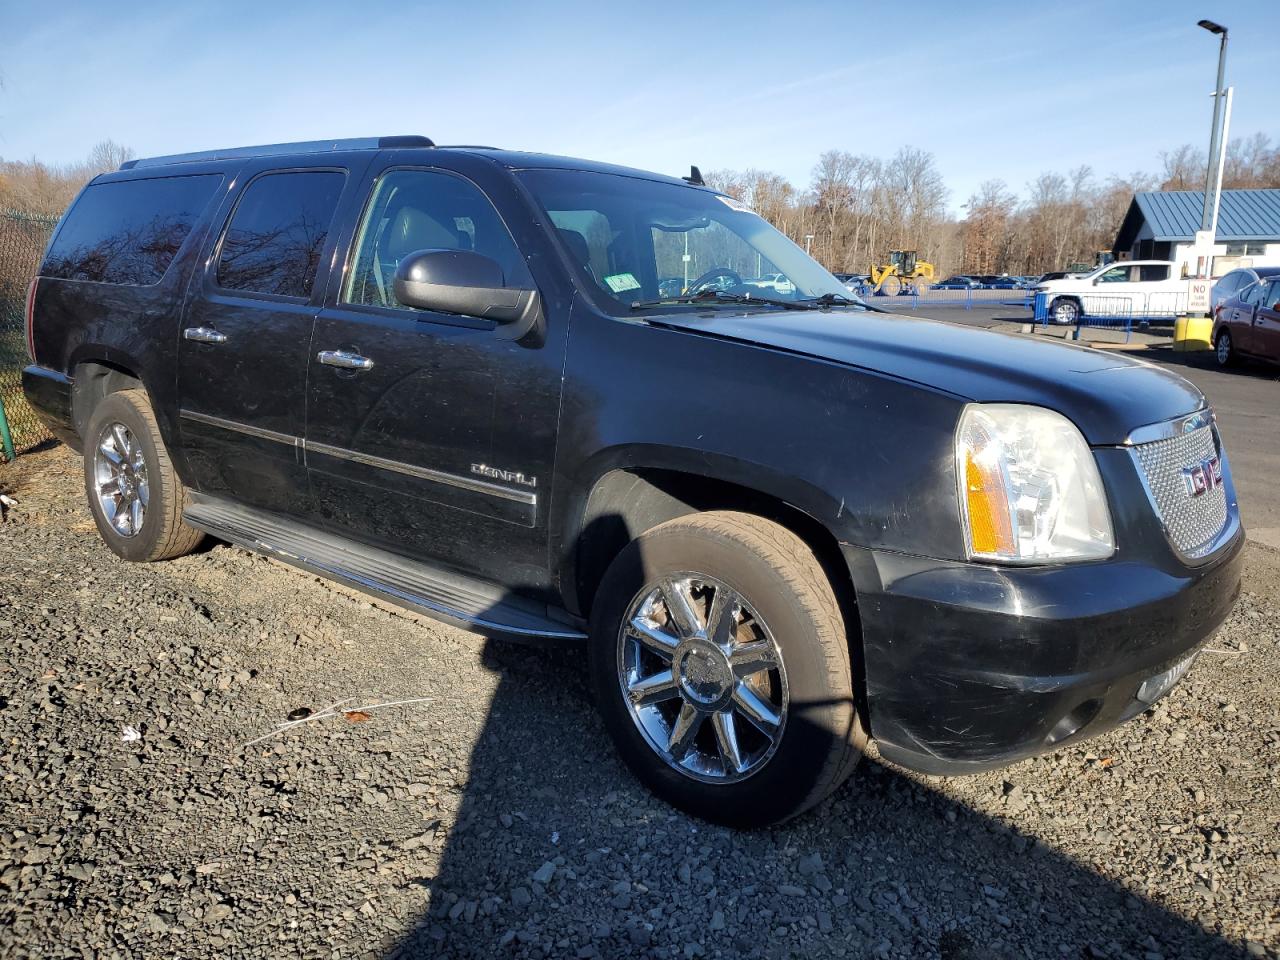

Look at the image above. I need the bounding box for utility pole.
[1197,19,1228,234]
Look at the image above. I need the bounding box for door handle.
[318,350,374,371]
[183,326,228,344]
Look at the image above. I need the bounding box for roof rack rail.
[119,135,435,170]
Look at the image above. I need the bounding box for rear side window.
[216,171,345,299]
[42,174,222,285]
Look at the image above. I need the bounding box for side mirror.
[393,249,542,337]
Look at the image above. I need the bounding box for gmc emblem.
[1180,456,1223,497]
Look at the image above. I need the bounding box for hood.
[649,309,1204,445]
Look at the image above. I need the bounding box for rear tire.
[83,389,204,562]
[880,275,902,297]
[1215,329,1238,368]
[589,511,865,827]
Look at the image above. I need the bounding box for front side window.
[1264,281,1280,310]
[343,169,528,310]
[43,174,222,286]
[517,169,854,313]
[1096,266,1129,283]
[216,171,345,299]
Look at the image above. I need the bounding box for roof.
[1114,189,1280,252]
[117,137,704,190]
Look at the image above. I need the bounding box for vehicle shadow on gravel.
[379,641,1251,960]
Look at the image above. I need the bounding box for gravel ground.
[1,444,1277,960]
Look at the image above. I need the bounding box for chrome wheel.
[1054,300,1079,324]
[93,421,148,538]
[617,575,788,783]
[1216,332,1231,365]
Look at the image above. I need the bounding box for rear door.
[302,158,568,588]
[177,158,362,515]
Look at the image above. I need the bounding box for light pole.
[1197,19,1228,234]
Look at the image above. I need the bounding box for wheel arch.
[70,356,146,437]
[559,451,867,721]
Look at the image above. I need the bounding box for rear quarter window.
[42,174,223,285]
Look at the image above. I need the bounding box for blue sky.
[1,0,1275,212]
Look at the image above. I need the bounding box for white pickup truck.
[1034,260,1187,324]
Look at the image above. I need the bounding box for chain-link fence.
[0,209,59,461]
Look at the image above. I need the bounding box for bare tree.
[0,140,137,216]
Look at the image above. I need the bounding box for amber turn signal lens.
[963,447,1015,557]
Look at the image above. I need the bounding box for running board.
[183,495,586,644]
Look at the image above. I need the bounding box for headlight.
[956,404,1114,563]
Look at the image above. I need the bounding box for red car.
[1213,274,1280,367]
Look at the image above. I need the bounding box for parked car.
[832,272,868,294]
[1034,271,1082,284]
[1212,274,1280,367]
[747,272,795,295]
[931,275,981,289]
[23,137,1242,827]
[976,275,1020,289]
[1211,266,1280,311]
[1033,260,1186,324]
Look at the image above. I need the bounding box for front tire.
[589,512,865,827]
[1052,297,1081,325]
[83,389,204,562]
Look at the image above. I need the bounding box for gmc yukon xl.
[22,136,1243,826]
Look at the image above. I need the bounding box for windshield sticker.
[715,195,753,213]
[604,272,641,294]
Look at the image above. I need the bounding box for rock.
[510,886,532,909]
[797,852,824,877]
[532,861,556,885]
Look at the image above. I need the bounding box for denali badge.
[1180,456,1222,497]
[471,463,537,488]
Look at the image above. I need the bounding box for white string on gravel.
[240,696,434,750]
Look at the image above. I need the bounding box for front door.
[303,164,566,589]
[1233,280,1266,354]
[178,163,354,515]
[1252,279,1280,360]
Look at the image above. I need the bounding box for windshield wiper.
[801,292,886,313]
[630,290,812,311]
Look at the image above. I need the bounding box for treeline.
[710,134,1280,278]
[0,140,135,216]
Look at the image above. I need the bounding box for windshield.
[517,169,859,312]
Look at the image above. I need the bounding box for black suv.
[22,137,1243,826]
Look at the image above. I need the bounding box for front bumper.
[845,525,1244,776]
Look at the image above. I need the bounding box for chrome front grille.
[1131,423,1229,559]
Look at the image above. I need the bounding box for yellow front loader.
[868,250,935,296]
